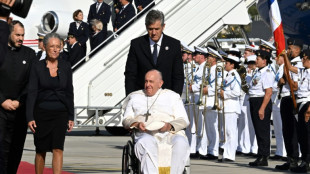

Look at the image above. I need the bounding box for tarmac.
[21,128,299,174]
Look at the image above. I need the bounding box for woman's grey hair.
[145,10,165,27]
[90,19,103,31]
[43,33,62,47]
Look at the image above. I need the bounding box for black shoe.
[270,155,283,160]
[200,154,218,160]
[290,161,310,173]
[190,152,199,159]
[275,162,290,170]
[236,151,243,156]
[249,156,268,166]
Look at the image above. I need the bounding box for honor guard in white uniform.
[122,70,190,174]
[269,54,287,160]
[282,50,310,173]
[275,38,303,171]
[218,55,241,161]
[237,46,258,155]
[243,55,258,156]
[189,46,209,157]
[200,47,225,160]
[181,41,197,155]
[248,50,274,166]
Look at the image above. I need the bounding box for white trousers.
[219,113,238,160]
[272,98,287,157]
[206,109,219,156]
[245,98,258,154]
[185,103,197,154]
[135,133,190,174]
[237,94,251,153]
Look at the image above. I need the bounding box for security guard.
[189,46,209,158]
[219,55,242,162]
[283,50,310,172]
[275,38,302,171]
[248,50,274,166]
[200,47,224,160]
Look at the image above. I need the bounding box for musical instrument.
[237,65,249,94]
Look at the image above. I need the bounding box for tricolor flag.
[268,0,285,56]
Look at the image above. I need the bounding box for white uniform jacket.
[249,66,275,97]
[222,69,242,114]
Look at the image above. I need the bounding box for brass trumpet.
[196,62,210,105]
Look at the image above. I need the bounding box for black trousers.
[280,96,299,159]
[297,102,310,162]
[0,108,27,174]
[249,97,272,157]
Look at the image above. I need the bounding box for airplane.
[257,0,310,45]
[11,0,103,52]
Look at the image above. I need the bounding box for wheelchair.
[121,132,190,174]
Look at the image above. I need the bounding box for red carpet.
[17,161,74,174]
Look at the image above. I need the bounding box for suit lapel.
[142,35,155,67]
[156,34,168,66]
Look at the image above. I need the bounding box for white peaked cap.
[247,55,257,62]
[194,46,209,54]
[260,39,276,50]
[226,55,240,62]
[207,47,222,59]
[181,41,195,53]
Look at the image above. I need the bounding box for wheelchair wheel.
[122,140,138,174]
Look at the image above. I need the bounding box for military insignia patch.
[232,72,235,76]
[267,69,270,72]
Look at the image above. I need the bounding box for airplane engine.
[41,11,73,38]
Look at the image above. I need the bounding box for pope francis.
[122,70,190,174]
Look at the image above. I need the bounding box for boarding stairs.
[73,0,256,135]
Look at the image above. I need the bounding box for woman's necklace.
[144,89,162,122]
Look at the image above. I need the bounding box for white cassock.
[122,89,190,174]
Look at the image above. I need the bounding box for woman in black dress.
[90,19,106,51]
[27,33,74,174]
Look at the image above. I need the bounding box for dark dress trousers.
[69,21,89,57]
[114,3,136,33]
[125,34,184,96]
[0,45,35,174]
[69,42,84,70]
[87,2,111,36]
[0,20,9,66]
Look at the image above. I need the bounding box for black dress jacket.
[0,45,35,107]
[90,31,106,51]
[114,3,136,32]
[124,34,184,96]
[69,42,84,68]
[69,21,89,46]
[26,58,74,122]
[87,2,111,33]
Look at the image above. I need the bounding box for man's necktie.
[96,3,100,13]
[153,44,158,65]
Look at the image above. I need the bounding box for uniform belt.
[249,94,265,98]
[280,92,290,98]
[296,96,310,104]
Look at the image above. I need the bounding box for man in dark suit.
[114,0,136,33]
[87,0,111,39]
[67,32,84,70]
[0,20,35,174]
[124,10,184,96]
